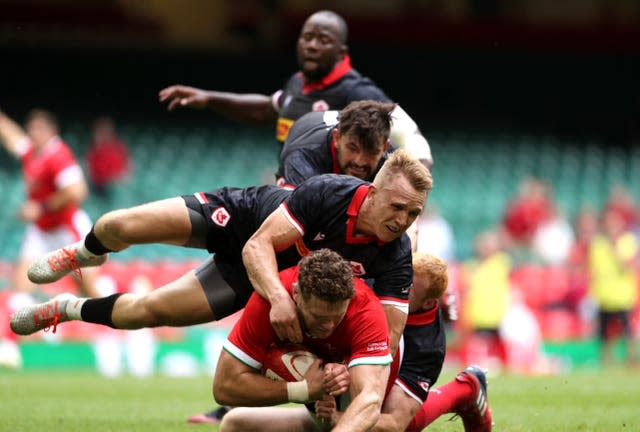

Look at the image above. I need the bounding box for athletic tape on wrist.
[287,380,309,402]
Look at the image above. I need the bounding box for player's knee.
[98,209,133,241]
[218,408,252,432]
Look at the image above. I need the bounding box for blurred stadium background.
[1,0,639,375]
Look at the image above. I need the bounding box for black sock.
[84,226,113,255]
[80,293,124,328]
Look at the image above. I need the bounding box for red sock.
[406,379,470,432]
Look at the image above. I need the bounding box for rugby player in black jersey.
[15,151,430,365]
[159,10,432,172]
[279,99,395,188]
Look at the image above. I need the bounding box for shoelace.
[47,248,83,280]
[35,302,61,334]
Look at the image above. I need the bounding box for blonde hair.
[373,150,432,196]
[412,252,448,300]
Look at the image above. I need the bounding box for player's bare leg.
[11,270,216,335]
[94,197,193,251]
[220,407,324,432]
[28,198,194,283]
[110,270,215,328]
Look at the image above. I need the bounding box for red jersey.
[20,137,84,230]
[223,266,392,370]
[86,137,130,186]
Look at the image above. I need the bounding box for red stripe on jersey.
[345,185,378,244]
[195,192,208,204]
[406,304,439,326]
[301,56,353,95]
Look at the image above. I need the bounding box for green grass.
[1,367,639,431]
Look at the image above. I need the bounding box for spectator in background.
[414,203,459,324]
[589,208,639,366]
[531,202,574,266]
[158,9,432,182]
[604,184,637,231]
[86,116,130,200]
[460,230,511,371]
[567,207,600,330]
[501,177,553,265]
[415,204,455,263]
[0,108,101,368]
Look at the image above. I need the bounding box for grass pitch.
[1,367,638,431]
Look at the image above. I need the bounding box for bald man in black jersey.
[159,10,432,176]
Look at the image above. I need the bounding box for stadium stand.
[0,124,634,262]
[1,122,636,371]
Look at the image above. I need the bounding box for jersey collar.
[345,184,381,244]
[407,303,439,326]
[301,55,353,95]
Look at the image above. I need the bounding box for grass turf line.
[1,367,639,431]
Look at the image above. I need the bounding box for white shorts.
[19,209,93,261]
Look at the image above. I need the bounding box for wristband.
[287,379,309,402]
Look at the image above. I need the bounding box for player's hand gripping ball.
[262,343,318,382]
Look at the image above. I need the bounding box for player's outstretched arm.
[158,84,276,125]
[213,350,326,406]
[0,110,28,158]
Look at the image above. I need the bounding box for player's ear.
[332,128,341,142]
[383,139,391,152]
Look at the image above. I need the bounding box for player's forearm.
[214,372,292,407]
[383,305,407,357]
[45,182,88,211]
[333,365,389,432]
[203,91,275,124]
[333,390,383,432]
[370,388,421,432]
[242,235,288,304]
[0,111,27,157]
[369,415,406,432]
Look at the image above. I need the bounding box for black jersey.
[280,110,393,187]
[279,174,412,306]
[188,174,412,310]
[273,56,390,144]
[393,305,446,403]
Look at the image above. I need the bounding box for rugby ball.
[262,343,318,382]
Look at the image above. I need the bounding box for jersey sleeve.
[223,293,275,371]
[282,151,325,186]
[348,81,392,104]
[347,280,393,368]
[272,74,298,112]
[51,145,84,188]
[280,176,335,236]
